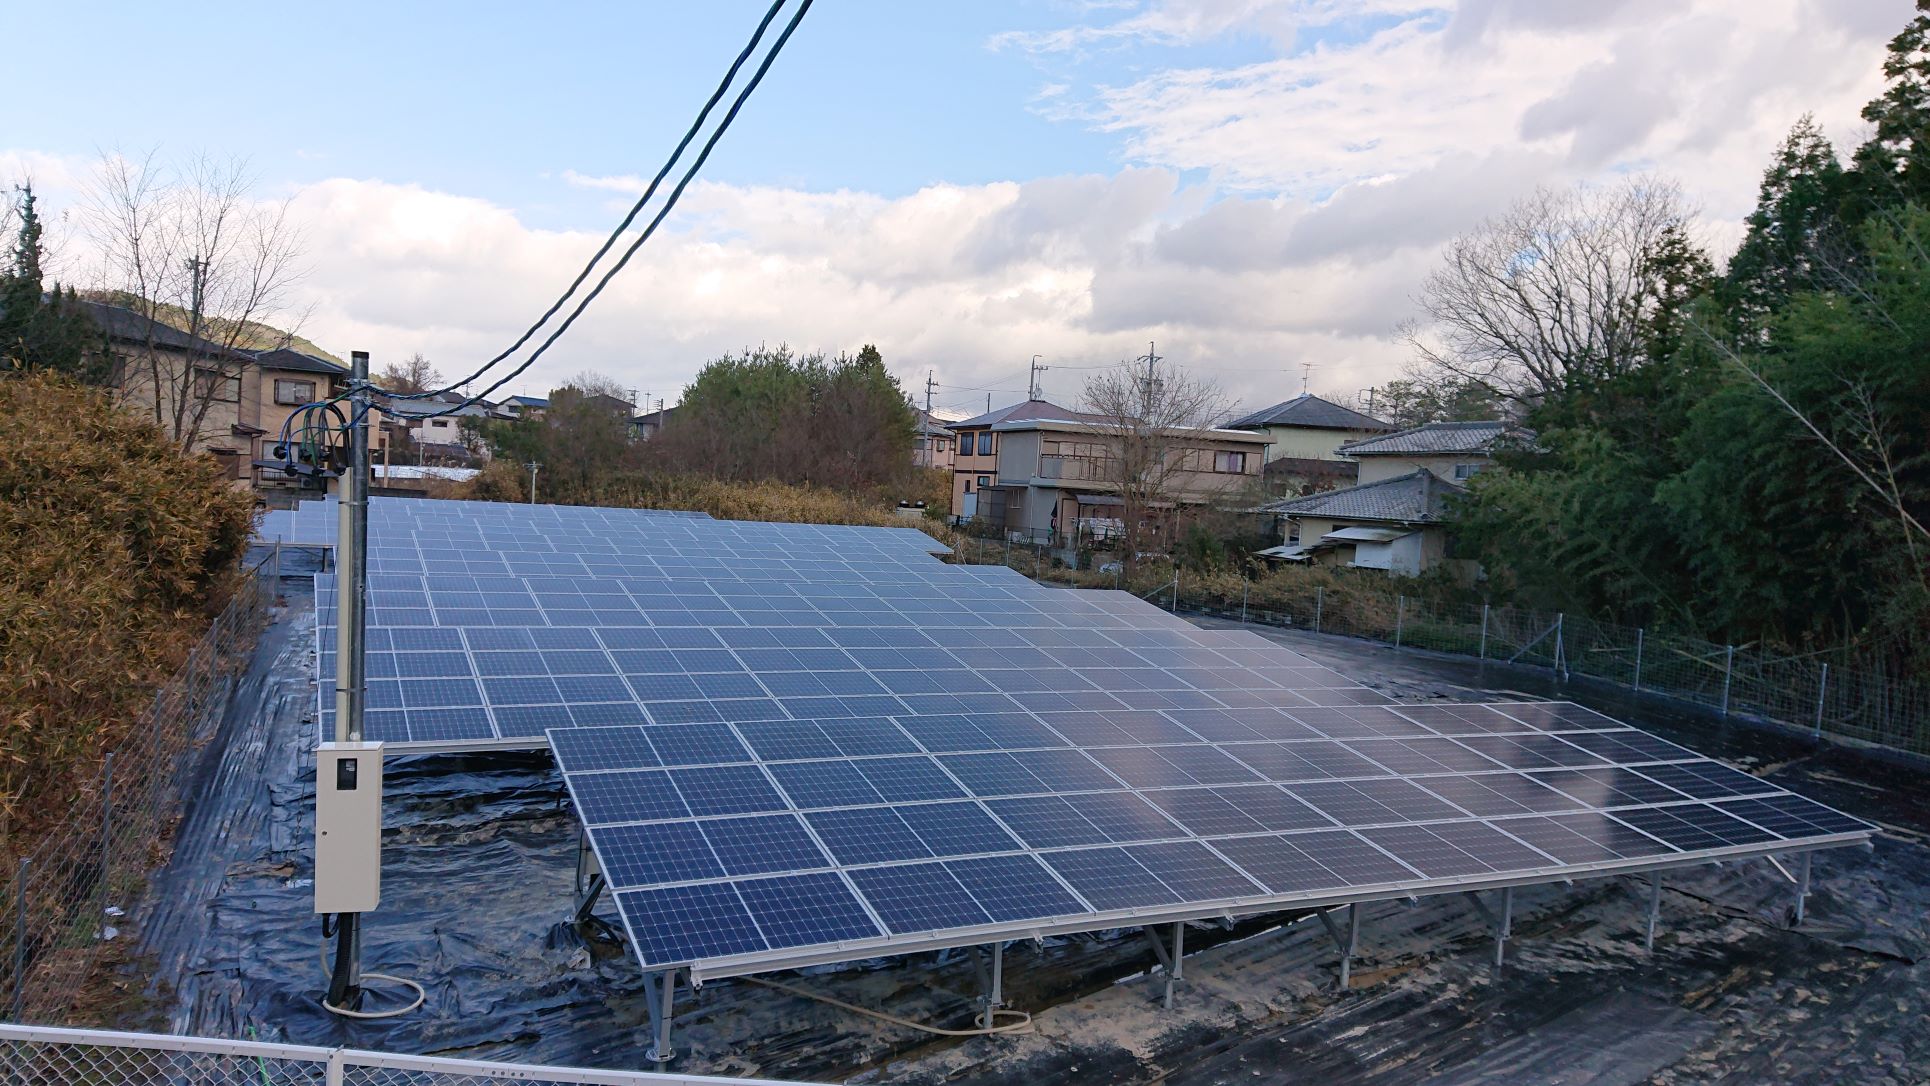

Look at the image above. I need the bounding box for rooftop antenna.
[1300,362,1315,394]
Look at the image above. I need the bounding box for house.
[84,301,396,492]
[947,399,1270,545]
[390,389,508,461]
[631,403,677,440]
[1337,420,1519,485]
[1258,469,1466,575]
[1224,392,1395,497]
[502,394,550,417]
[913,409,959,470]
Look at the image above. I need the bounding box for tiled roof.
[1226,393,1394,432]
[1260,469,1465,523]
[1336,420,1521,457]
[254,347,347,375]
[948,399,1105,429]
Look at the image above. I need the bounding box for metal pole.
[1241,579,1248,624]
[1645,875,1661,951]
[1495,886,1513,968]
[1314,585,1323,633]
[1633,627,1644,692]
[1813,663,1829,740]
[1394,595,1405,647]
[1554,612,1566,680]
[527,461,539,504]
[99,753,115,909]
[1343,903,1359,989]
[11,859,26,1020]
[648,968,677,1062]
[1720,644,1735,717]
[1794,853,1812,926]
[326,351,371,1013]
[1171,568,1180,614]
[1479,603,1489,660]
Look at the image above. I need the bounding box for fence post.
[1813,663,1829,740]
[99,753,116,910]
[1720,644,1735,717]
[1394,596,1405,648]
[1241,580,1249,624]
[1554,613,1566,680]
[1478,603,1489,660]
[1003,536,1010,564]
[11,858,26,1021]
[273,539,282,581]
[1314,586,1323,633]
[1633,627,1644,692]
[1171,569,1179,614]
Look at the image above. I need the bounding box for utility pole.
[325,349,373,1012]
[1136,341,1162,411]
[1360,387,1376,416]
[1028,355,1049,401]
[526,461,541,504]
[1300,362,1314,394]
[925,371,936,417]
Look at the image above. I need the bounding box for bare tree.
[84,151,306,451]
[1081,350,1235,577]
[377,352,444,395]
[1407,177,1695,405]
[563,370,631,403]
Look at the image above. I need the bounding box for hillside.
[82,290,341,363]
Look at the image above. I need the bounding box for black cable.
[389,0,792,405]
[388,0,816,420]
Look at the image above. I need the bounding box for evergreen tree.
[0,184,105,381]
[1721,117,1849,335]
[1852,2,1930,210]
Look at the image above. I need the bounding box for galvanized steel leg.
[1317,907,1358,989]
[1794,853,1812,926]
[1495,887,1513,968]
[1645,875,1662,952]
[974,942,1006,1028]
[645,968,676,1063]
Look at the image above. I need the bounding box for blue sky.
[3,1,1908,411]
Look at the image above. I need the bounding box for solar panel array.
[303,497,1873,980]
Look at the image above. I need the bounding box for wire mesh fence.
[0,1024,814,1086]
[946,540,1930,761]
[0,552,279,1026]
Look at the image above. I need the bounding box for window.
[1213,451,1248,473]
[193,367,240,403]
[273,378,317,406]
[977,431,995,456]
[963,478,973,494]
[1287,521,1301,544]
[977,475,992,487]
[1453,462,1484,480]
[430,419,451,430]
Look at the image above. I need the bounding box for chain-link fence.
[947,541,1930,761]
[0,551,280,1025]
[0,1023,815,1086]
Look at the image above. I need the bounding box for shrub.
[0,374,254,837]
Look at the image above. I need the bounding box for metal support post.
[1241,580,1248,624]
[1313,586,1323,633]
[1554,612,1566,680]
[1316,906,1359,989]
[975,942,1006,1028]
[645,968,677,1063]
[11,858,26,1020]
[1794,853,1812,926]
[325,350,372,1014]
[1813,664,1829,740]
[1394,596,1405,647]
[1644,875,1662,951]
[1495,887,1513,968]
[98,753,115,909]
[1478,603,1489,660]
[1140,924,1183,1008]
[1171,570,1179,614]
[1720,644,1735,717]
[572,825,606,923]
[1632,627,1644,692]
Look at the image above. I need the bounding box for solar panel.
[303,496,1873,980]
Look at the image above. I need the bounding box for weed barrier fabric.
[128,592,1928,1083]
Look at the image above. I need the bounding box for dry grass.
[0,374,254,847]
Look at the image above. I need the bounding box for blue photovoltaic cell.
[290,497,1870,974]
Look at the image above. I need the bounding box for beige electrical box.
[315,742,383,914]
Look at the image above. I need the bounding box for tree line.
[1420,8,1930,673]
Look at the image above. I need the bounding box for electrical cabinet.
[315,742,383,913]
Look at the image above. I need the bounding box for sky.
[1,0,1912,418]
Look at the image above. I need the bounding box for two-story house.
[1224,392,1396,495]
[1258,420,1524,575]
[949,399,1270,545]
[913,409,959,471]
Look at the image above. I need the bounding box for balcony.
[1036,454,1117,482]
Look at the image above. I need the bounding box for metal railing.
[0,1023,818,1086]
[0,551,280,1025]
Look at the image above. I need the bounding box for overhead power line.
[386,0,813,419]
